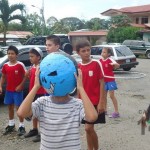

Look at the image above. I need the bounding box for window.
[115,46,133,57]
[141,17,148,24]
[18,51,31,67]
[91,47,102,55]
[136,17,139,24]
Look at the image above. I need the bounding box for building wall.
[127,13,150,24]
[143,33,150,42]
[69,35,107,50]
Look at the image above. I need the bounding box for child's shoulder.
[17,61,25,66]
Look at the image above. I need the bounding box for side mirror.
[142,43,145,47]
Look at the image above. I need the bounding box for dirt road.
[0,58,150,150]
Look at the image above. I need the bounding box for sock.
[9,119,15,126]
[19,122,25,128]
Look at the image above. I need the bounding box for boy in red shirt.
[0,45,26,136]
[76,40,105,150]
[24,47,47,142]
[99,47,120,118]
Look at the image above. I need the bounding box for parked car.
[122,40,150,58]
[108,43,122,45]
[0,40,22,47]
[0,45,47,100]
[72,45,139,71]
[24,34,73,55]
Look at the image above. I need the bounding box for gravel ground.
[0,58,150,150]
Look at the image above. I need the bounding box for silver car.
[72,45,139,71]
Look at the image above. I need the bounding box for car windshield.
[0,55,8,68]
[115,46,134,57]
[0,49,6,58]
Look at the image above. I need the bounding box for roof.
[68,30,108,36]
[0,34,18,39]
[7,31,33,38]
[130,23,146,28]
[101,4,150,16]
[139,29,150,33]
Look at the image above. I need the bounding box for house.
[101,4,150,41]
[0,31,33,44]
[68,30,108,49]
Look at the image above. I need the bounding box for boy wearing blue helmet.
[17,52,98,150]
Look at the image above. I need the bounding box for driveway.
[0,58,150,150]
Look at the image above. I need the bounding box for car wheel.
[123,67,131,71]
[146,51,150,59]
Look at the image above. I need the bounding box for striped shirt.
[32,96,85,150]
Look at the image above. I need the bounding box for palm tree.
[0,0,26,45]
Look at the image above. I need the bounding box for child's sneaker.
[109,112,120,118]
[24,129,38,138]
[3,125,15,135]
[105,111,108,115]
[18,126,26,136]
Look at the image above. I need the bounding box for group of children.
[0,35,120,150]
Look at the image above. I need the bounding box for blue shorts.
[105,81,118,91]
[4,91,24,107]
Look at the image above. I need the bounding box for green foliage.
[51,21,69,34]
[60,17,85,31]
[110,14,131,27]
[85,18,110,30]
[24,13,43,35]
[107,26,142,43]
[0,0,26,45]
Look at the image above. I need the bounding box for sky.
[9,0,150,21]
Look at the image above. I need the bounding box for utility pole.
[41,0,46,35]
[32,0,46,35]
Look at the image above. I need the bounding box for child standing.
[76,40,105,150]
[24,47,47,142]
[0,45,26,136]
[99,47,120,118]
[17,52,98,150]
[46,35,63,54]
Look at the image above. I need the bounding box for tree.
[85,18,110,30]
[0,0,26,45]
[24,13,43,35]
[60,17,85,31]
[51,21,69,34]
[47,16,58,28]
[110,14,131,27]
[107,26,142,43]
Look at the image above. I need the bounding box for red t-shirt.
[2,61,26,91]
[29,65,47,94]
[78,60,103,105]
[99,57,116,82]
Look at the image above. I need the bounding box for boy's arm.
[110,59,120,69]
[0,73,6,94]
[112,63,120,69]
[15,71,28,92]
[17,68,41,118]
[75,69,98,122]
[97,78,105,113]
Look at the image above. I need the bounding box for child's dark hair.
[103,47,113,56]
[7,45,18,55]
[46,35,61,46]
[75,40,91,52]
[29,48,41,59]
